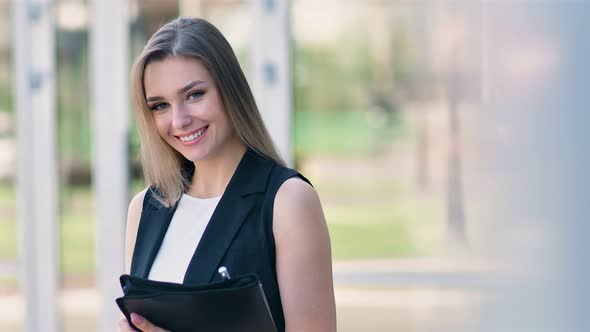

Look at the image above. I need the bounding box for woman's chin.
[182,152,208,163]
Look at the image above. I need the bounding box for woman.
[119,17,336,332]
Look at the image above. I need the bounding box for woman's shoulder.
[128,187,150,220]
[272,172,325,245]
[270,163,319,220]
[275,176,318,210]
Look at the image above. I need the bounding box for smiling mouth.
[177,126,208,142]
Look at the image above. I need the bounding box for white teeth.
[180,128,206,142]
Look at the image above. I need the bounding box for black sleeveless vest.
[130,149,310,332]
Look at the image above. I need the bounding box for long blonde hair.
[131,17,285,207]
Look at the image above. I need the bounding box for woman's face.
[143,56,236,162]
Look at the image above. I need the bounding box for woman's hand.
[118,313,170,332]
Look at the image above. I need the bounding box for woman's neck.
[187,138,247,198]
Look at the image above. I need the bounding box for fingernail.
[131,313,144,324]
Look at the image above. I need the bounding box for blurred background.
[1,0,590,331]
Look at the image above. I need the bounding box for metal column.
[250,0,293,166]
[12,0,59,331]
[89,0,129,330]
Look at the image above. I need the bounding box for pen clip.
[218,266,231,281]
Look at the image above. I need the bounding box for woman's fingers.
[130,313,170,332]
[118,316,135,332]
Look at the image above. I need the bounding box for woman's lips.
[176,126,208,146]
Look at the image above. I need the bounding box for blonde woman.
[119,17,336,332]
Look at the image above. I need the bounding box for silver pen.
[218,266,231,281]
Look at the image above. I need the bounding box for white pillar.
[12,0,59,331]
[89,0,129,331]
[249,0,293,166]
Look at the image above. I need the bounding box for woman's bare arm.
[125,188,147,274]
[274,178,337,332]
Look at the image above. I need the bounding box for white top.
[148,193,221,283]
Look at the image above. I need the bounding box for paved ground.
[0,257,494,332]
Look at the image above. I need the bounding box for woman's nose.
[171,105,191,130]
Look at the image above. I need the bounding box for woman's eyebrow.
[179,80,206,94]
[146,95,163,103]
[146,80,206,102]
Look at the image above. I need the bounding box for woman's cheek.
[154,117,170,139]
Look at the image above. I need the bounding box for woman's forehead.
[144,56,212,95]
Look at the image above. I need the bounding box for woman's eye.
[149,103,168,111]
[188,91,205,100]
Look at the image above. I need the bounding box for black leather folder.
[116,273,277,332]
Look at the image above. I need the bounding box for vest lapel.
[183,149,273,284]
[130,193,179,278]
